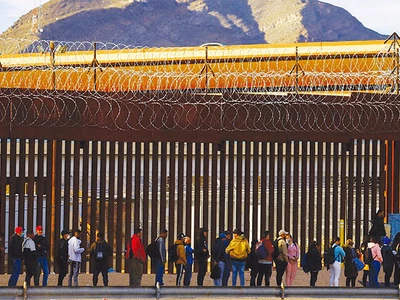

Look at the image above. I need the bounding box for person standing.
[257,230,274,286]
[343,239,358,287]
[274,229,289,287]
[248,240,259,286]
[127,228,146,286]
[174,233,187,286]
[212,231,230,286]
[392,232,400,286]
[381,236,394,287]
[89,232,113,286]
[57,229,70,286]
[285,234,300,286]
[184,236,194,286]
[68,229,85,286]
[369,209,386,241]
[328,237,346,287]
[306,241,322,286]
[8,226,24,286]
[33,225,50,286]
[153,229,168,286]
[225,228,250,286]
[195,228,210,286]
[368,236,383,288]
[22,230,38,286]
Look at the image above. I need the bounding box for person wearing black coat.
[194,228,210,286]
[343,239,358,287]
[369,209,386,240]
[57,230,70,286]
[248,240,259,286]
[306,241,322,286]
[8,226,24,286]
[382,237,394,287]
[393,232,400,286]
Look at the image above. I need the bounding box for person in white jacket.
[68,229,85,286]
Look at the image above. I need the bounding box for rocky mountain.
[0,0,386,49]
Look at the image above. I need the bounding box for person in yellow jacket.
[225,229,250,286]
[175,233,187,286]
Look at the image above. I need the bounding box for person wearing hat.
[195,228,210,286]
[33,225,50,286]
[172,233,186,286]
[128,228,146,286]
[274,229,289,287]
[211,230,231,286]
[57,229,70,286]
[225,228,250,286]
[8,226,24,286]
[89,232,112,286]
[22,230,38,287]
[68,229,85,286]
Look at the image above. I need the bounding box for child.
[184,237,194,286]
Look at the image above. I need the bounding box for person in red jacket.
[257,230,274,286]
[128,228,146,286]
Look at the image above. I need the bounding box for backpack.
[94,242,105,261]
[146,238,160,259]
[272,238,281,260]
[364,247,375,265]
[125,238,134,259]
[302,253,310,273]
[168,244,179,263]
[324,247,336,266]
[255,240,268,259]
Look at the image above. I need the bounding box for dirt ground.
[0,265,388,287]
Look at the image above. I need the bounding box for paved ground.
[0,267,394,299]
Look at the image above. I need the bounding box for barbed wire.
[0,38,399,134]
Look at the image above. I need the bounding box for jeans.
[8,258,22,286]
[232,260,245,286]
[222,260,231,286]
[369,261,381,288]
[329,261,341,287]
[184,264,192,286]
[275,260,288,286]
[68,261,81,286]
[35,257,49,286]
[213,261,225,286]
[154,259,165,286]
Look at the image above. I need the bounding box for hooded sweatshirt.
[174,239,187,265]
[225,235,250,260]
[368,242,383,263]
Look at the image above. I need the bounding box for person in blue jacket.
[184,236,194,286]
[329,237,346,287]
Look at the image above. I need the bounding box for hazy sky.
[0,0,398,36]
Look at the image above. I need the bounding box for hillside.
[0,0,386,51]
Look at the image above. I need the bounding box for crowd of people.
[4,209,400,288]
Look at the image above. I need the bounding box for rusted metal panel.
[90,142,99,246]
[324,143,331,246]
[316,142,323,245]
[228,141,234,232]
[355,140,362,246]
[45,141,53,251]
[73,141,80,230]
[142,142,150,272]
[332,143,339,239]
[168,142,176,274]
[108,141,116,269]
[125,141,133,270]
[63,141,71,230]
[203,143,210,230]
[236,142,243,230]
[277,142,283,232]
[18,139,26,226]
[379,141,387,215]
[194,143,201,236]
[177,142,184,233]
[186,143,193,238]
[152,142,159,241]
[116,141,124,272]
[0,139,6,273]
[284,141,291,231]
[81,141,89,273]
[54,140,62,269]
[269,142,276,236]
[27,139,35,230]
[300,142,307,247]
[219,142,226,232]
[253,142,259,239]
[292,141,299,243]
[134,142,141,231]
[8,139,16,273]
[99,142,107,233]
[364,141,371,237]
[159,142,167,234]
[347,140,355,239]
[244,142,251,238]
[308,142,315,243]
[394,142,400,213]
[260,142,267,233]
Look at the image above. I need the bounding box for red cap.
[36,225,43,231]
[15,226,24,234]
